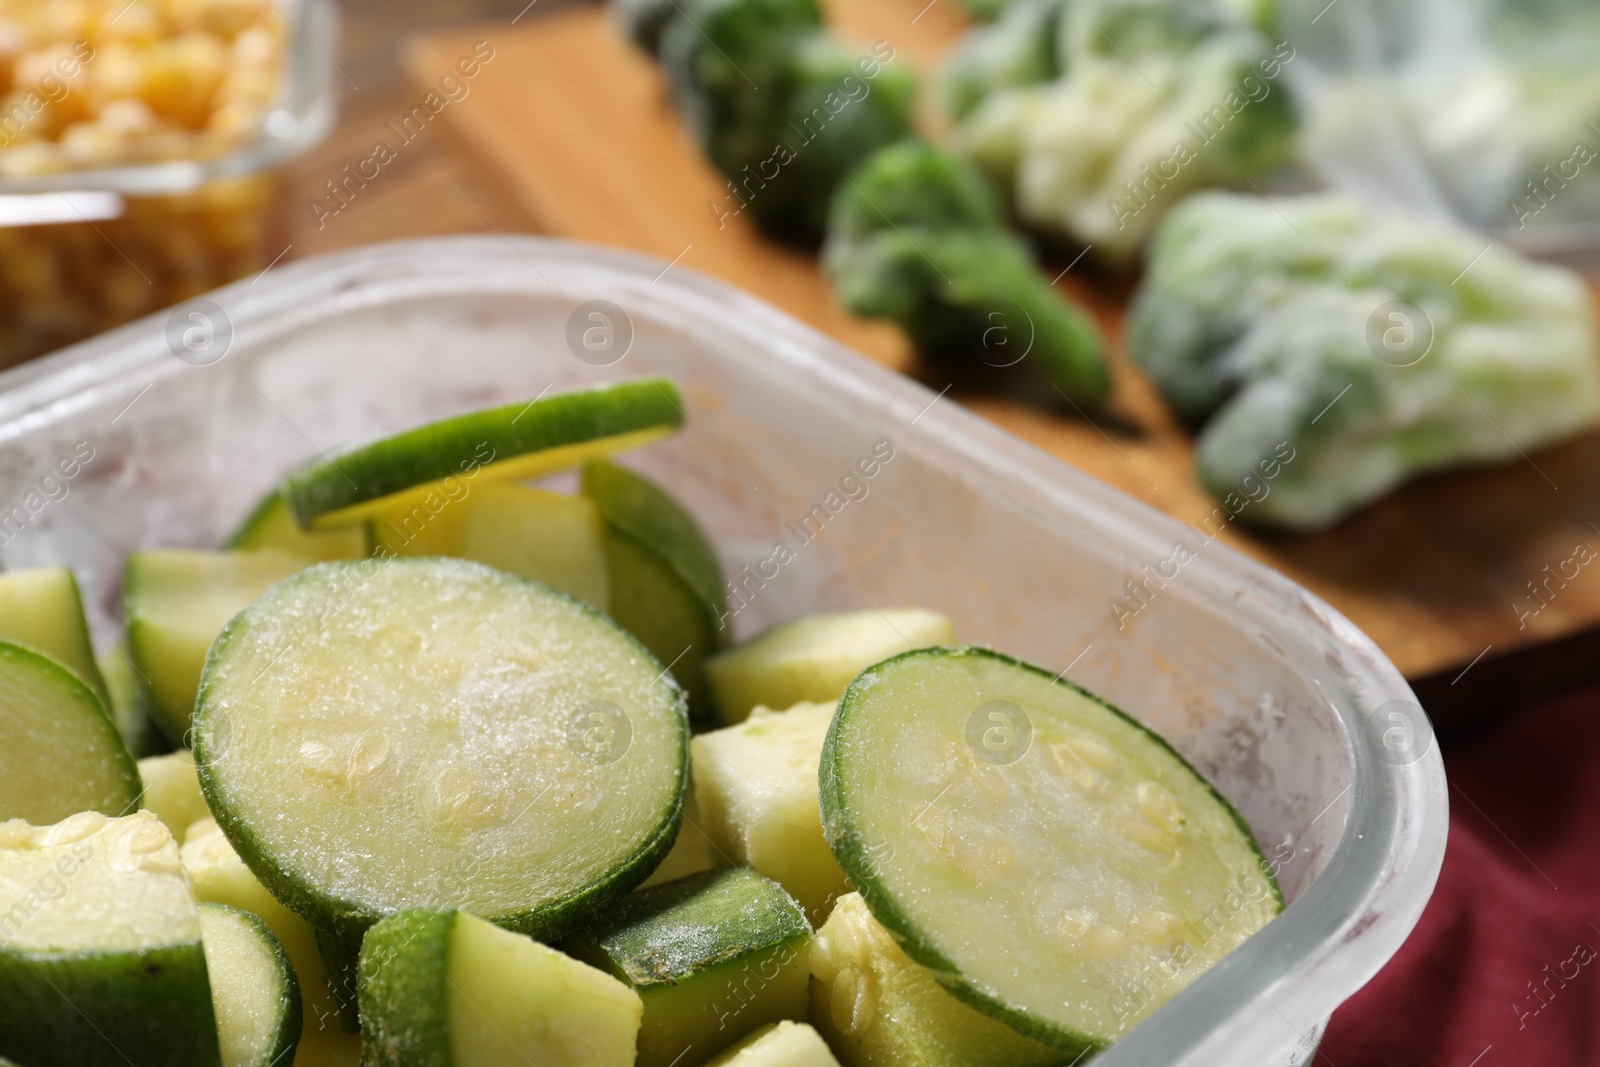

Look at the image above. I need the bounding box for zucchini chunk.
[582,460,729,710]
[225,489,367,561]
[692,702,849,923]
[199,903,302,1067]
[281,379,686,529]
[98,645,166,758]
[194,557,688,952]
[820,647,1282,1051]
[138,750,209,844]
[568,868,812,1067]
[0,566,109,708]
[0,811,222,1067]
[123,548,312,745]
[359,909,642,1067]
[810,894,1063,1067]
[182,819,362,1066]
[369,483,610,611]
[705,610,955,726]
[708,1022,843,1067]
[0,641,140,824]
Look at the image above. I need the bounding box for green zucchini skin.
[582,460,731,712]
[357,909,456,1067]
[0,943,221,1067]
[281,379,686,526]
[819,645,1282,1052]
[568,868,812,1067]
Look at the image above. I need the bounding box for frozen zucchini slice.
[194,557,688,953]
[809,893,1063,1067]
[0,811,222,1067]
[705,610,955,726]
[370,483,610,610]
[123,548,312,745]
[359,908,642,1067]
[692,701,849,923]
[99,644,166,758]
[568,868,812,1067]
[582,460,729,709]
[282,378,686,529]
[0,566,109,708]
[820,647,1282,1051]
[225,488,367,561]
[182,819,362,1066]
[708,1022,842,1067]
[0,641,141,824]
[138,750,209,844]
[199,904,302,1067]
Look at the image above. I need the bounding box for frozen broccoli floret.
[952,0,1297,262]
[657,0,915,243]
[1127,192,1600,529]
[942,0,1067,122]
[824,140,1110,407]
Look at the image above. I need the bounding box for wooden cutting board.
[403,4,1600,696]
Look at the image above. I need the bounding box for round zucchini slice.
[281,378,686,529]
[0,641,141,824]
[819,647,1281,1052]
[198,904,302,1067]
[193,557,688,950]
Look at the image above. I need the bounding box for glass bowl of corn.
[0,0,336,369]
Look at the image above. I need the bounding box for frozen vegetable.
[953,0,1297,262]
[823,139,1110,407]
[0,811,223,1067]
[646,0,916,243]
[1127,192,1600,529]
[820,646,1282,1050]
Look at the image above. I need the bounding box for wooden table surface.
[279,0,1600,719]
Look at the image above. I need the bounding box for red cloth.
[1321,682,1600,1066]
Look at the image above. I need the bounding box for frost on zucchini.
[568,868,812,1067]
[193,557,688,955]
[820,647,1281,1051]
[0,811,222,1067]
[692,702,850,923]
[359,908,641,1067]
[810,894,1064,1067]
[705,610,955,726]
